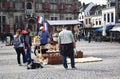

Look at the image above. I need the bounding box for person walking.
[58,26,76,69]
[13,29,26,66]
[87,32,91,43]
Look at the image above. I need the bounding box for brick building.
[0,0,79,34]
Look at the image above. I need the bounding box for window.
[50,0,57,3]
[66,17,72,20]
[82,15,84,19]
[104,14,106,22]
[89,18,91,24]
[19,16,22,23]
[118,1,120,9]
[107,13,110,22]
[35,0,42,3]
[2,0,7,8]
[111,13,114,22]
[51,4,57,10]
[69,17,72,20]
[15,16,23,23]
[96,19,98,25]
[10,1,14,8]
[36,3,42,10]
[99,18,101,25]
[67,4,71,11]
[118,14,120,22]
[0,16,6,23]
[15,16,19,23]
[0,1,1,8]
[3,24,5,32]
[15,2,23,9]
[51,17,57,20]
[2,16,6,23]
[42,0,45,2]
[27,3,32,9]
[85,19,87,24]
[66,17,68,20]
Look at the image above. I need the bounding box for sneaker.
[19,64,22,66]
[64,67,68,70]
[72,67,77,70]
[22,63,27,66]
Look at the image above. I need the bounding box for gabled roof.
[79,3,91,12]
[90,5,106,15]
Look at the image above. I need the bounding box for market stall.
[33,20,83,64]
[110,27,120,42]
[46,20,81,33]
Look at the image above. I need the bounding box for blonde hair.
[15,29,21,38]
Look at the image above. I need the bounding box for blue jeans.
[26,47,31,61]
[62,55,75,68]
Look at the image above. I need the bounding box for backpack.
[22,34,32,48]
[13,37,21,47]
[27,59,43,69]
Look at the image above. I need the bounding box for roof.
[110,27,120,32]
[108,0,115,3]
[79,3,90,12]
[90,5,106,15]
[47,20,81,26]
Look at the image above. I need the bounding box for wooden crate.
[42,53,49,58]
[48,54,62,65]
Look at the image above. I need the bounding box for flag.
[43,22,48,31]
[38,16,44,24]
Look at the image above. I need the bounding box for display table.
[42,51,83,65]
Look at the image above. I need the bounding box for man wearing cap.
[37,26,50,53]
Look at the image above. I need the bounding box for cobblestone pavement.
[0,41,120,79]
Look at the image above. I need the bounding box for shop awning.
[93,25,114,32]
[47,20,81,26]
[110,27,120,32]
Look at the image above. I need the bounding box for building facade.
[102,7,116,26]
[116,0,120,23]
[0,0,79,34]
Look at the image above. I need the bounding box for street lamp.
[102,21,106,36]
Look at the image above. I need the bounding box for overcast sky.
[79,0,107,5]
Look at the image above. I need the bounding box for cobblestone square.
[0,41,120,79]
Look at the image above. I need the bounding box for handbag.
[74,48,83,58]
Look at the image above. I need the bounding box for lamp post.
[102,21,106,36]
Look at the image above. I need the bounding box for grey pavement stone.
[0,40,120,79]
